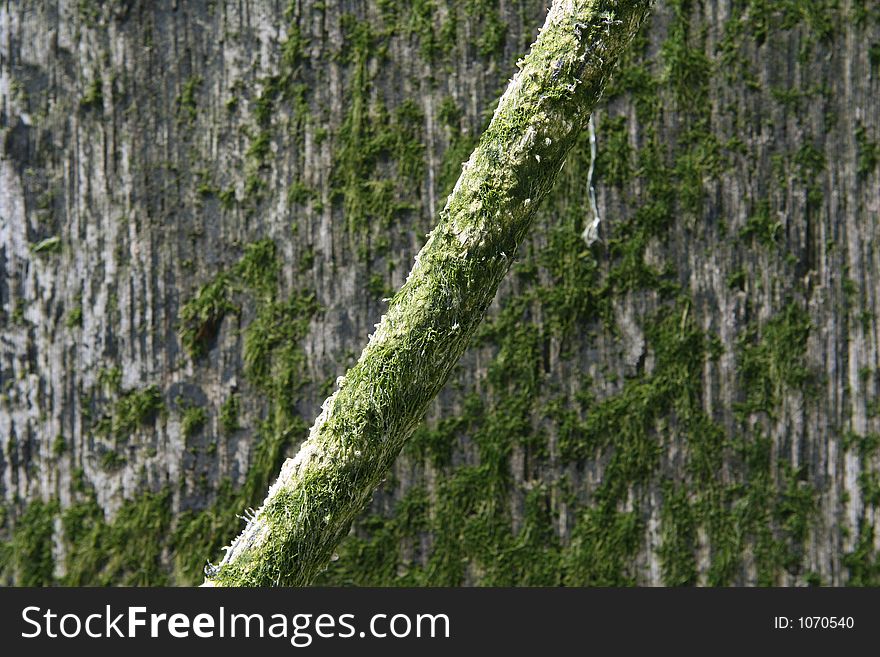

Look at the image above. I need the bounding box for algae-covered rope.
[205,0,653,587]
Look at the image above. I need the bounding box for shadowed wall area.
[1,0,879,585]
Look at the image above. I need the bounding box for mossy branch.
[205,0,653,587]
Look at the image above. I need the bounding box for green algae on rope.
[205,0,654,587]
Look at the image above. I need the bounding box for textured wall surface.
[1,0,879,586]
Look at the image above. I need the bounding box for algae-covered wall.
[1,0,878,586]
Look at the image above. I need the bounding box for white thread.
[582,114,601,246]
